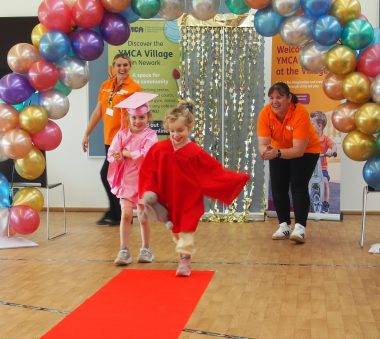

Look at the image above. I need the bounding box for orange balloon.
[355,103,380,135]
[342,130,375,161]
[342,72,371,104]
[31,23,48,49]
[1,129,33,160]
[15,147,46,180]
[331,101,360,133]
[101,0,131,12]
[325,45,357,76]
[0,103,19,133]
[7,43,40,74]
[245,0,271,9]
[322,73,345,100]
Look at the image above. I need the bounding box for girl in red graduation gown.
[139,101,250,277]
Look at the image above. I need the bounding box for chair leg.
[359,185,368,248]
[46,187,50,240]
[47,183,67,240]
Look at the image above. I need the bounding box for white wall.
[2,0,380,211]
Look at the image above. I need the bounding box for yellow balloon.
[330,0,361,25]
[15,147,46,180]
[355,103,380,135]
[343,72,371,104]
[342,130,375,161]
[19,105,48,134]
[13,187,44,211]
[325,45,357,75]
[31,23,48,48]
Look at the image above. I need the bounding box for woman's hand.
[262,146,279,160]
[112,151,122,161]
[82,135,89,152]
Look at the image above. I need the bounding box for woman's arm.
[258,136,271,158]
[261,138,308,160]
[82,102,102,152]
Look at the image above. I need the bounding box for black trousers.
[269,153,319,227]
[100,145,121,221]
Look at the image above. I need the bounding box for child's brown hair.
[164,100,195,130]
[310,111,327,129]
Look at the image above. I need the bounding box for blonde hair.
[164,100,195,130]
[112,53,132,66]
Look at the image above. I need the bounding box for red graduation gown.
[139,139,250,233]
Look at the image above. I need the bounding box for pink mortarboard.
[115,92,158,115]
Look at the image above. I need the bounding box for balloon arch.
[0,0,379,235]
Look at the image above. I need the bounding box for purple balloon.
[0,73,34,105]
[71,29,104,61]
[100,13,131,46]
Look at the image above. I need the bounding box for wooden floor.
[0,212,379,339]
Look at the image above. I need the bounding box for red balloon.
[31,120,62,151]
[28,60,59,91]
[357,44,380,78]
[9,205,40,235]
[38,0,73,33]
[72,0,104,28]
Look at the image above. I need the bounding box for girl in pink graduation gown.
[107,93,158,266]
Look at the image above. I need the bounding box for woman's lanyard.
[107,80,124,107]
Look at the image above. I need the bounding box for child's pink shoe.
[176,256,191,277]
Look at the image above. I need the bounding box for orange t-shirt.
[98,76,142,145]
[257,103,321,154]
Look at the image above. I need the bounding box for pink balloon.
[38,0,73,33]
[72,0,104,28]
[28,60,59,91]
[31,120,62,151]
[9,205,40,235]
[357,44,380,78]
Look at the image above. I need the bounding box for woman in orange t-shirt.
[82,53,142,226]
[257,82,321,243]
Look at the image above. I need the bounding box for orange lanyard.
[107,80,123,107]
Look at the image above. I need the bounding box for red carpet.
[42,269,214,339]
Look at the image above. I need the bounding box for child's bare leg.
[137,204,154,263]
[120,200,134,249]
[174,232,195,277]
[114,199,133,266]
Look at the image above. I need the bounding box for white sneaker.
[272,222,292,240]
[138,247,154,263]
[114,249,133,266]
[290,223,306,243]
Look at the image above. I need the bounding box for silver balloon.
[280,16,313,46]
[58,57,89,89]
[371,75,380,104]
[40,90,70,120]
[272,0,300,17]
[300,42,331,73]
[0,208,10,236]
[188,0,220,21]
[0,134,9,162]
[160,0,185,20]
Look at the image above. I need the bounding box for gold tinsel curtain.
[179,16,266,221]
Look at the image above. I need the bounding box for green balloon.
[341,19,374,51]
[132,0,161,19]
[225,0,250,15]
[54,80,72,96]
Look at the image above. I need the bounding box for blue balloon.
[302,0,331,18]
[363,156,380,190]
[164,21,181,44]
[39,31,71,62]
[121,6,140,23]
[254,7,284,37]
[312,15,342,46]
[0,172,10,208]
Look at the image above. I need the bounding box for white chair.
[359,185,379,248]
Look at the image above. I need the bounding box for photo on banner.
[108,19,181,136]
[269,36,342,219]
